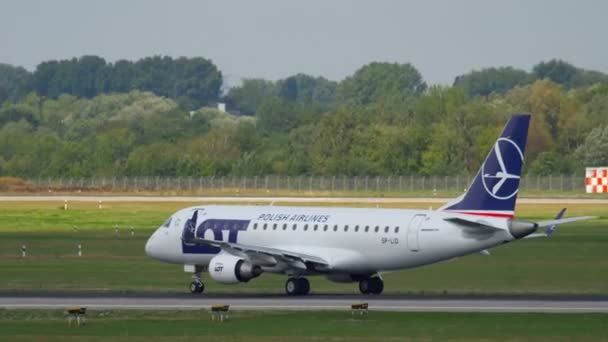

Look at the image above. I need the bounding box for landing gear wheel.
[285,277,310,295]
[297,278,310,295]
[370,277,383,295]
[190,280,204,294]
[359,279,371,294]
[359,277,383,295]
[285,278,298,295]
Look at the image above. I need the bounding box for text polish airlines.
[145,114,595,295]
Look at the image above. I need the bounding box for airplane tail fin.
[440,114,531,218]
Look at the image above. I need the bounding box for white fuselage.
[145,205,516,276]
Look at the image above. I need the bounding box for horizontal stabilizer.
[522,213,597,239]
[535,216,597,228]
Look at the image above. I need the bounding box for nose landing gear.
[189,267,205,294]
[190,279,204,294]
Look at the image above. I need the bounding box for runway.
[2,295,608,313]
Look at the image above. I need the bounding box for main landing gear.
[285,277,310,296]
[190,269,205,294]
[359,277,384,295]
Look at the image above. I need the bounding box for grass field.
[7,187,608,199]
[0,309,607,341]
[0,200,607,295]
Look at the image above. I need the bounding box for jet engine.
[208,253,262,284]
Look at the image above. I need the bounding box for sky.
[1,0,607,86]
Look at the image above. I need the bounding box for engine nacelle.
[507,219,538,239]
[209,253,262,284]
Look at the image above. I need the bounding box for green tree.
[349,124,426,175]
[172,57,223,109]
[533,59,608,89]
[337,62,426,106]
[0,63,32,103]
[225,78,276,115]
[527,151,573,175]
[310,108,358,175]
[93,128,135,176]
[453,67,534,97]
[420,123,467,176]
[575,125,608,167]
[276,74,337,106]
[255,98,297,134]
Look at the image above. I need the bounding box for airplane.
[145,114,596,295]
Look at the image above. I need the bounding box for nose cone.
[145,233,156,257]
[145,230,165,261]
[145,228,178,263]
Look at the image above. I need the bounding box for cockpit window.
[162,217,172,228]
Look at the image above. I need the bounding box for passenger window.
[324,225,328,231]
[355,225,359,232]
[273,223,277,230]
[384,226,389,233]
[314,224,318,231]
[344,225,349,232]
[292,224,297,231]
[253,223,258,230]
[333,225,338,232]
[304,224,308,231]
[283,223,287,230]
[395,226,400,233]
[365,226,369,232]
[374,226,379,233]
[263,223,268,230]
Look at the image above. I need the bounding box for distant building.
[217,102,226,112]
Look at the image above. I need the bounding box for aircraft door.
[407,214,425,252]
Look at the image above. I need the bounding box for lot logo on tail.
[481,137,524,200]
[440,114,530,216]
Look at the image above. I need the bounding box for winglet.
[544,208,566,236]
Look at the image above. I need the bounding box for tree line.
[0,55,222,109]
[0,56,607,178]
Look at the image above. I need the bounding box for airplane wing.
[182,235,329,271]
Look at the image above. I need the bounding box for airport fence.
[24,175,587,195]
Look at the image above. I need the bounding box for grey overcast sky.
[1,0,607,85]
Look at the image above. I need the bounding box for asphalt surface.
[1,294,607,313]
[1,195,607,204]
